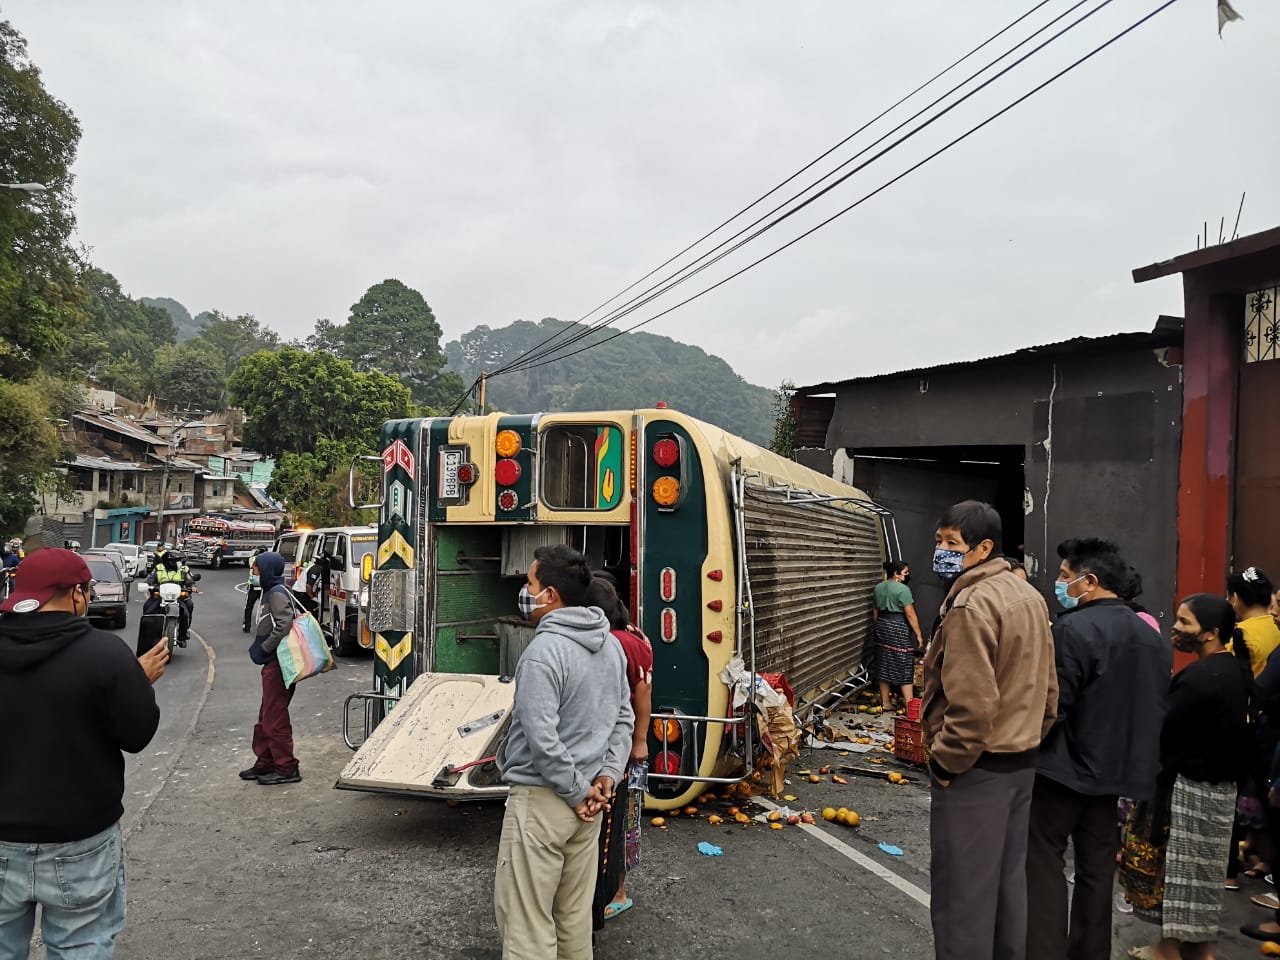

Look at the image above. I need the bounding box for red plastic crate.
[893,717,926,765]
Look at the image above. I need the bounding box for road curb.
[123,630,217,841]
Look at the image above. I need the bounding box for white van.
[272,525,377,656]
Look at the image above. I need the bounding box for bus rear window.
[541,425,624,511]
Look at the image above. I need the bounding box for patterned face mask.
[933,548,966,581]
[517,585,549,618]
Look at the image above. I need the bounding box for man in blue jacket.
[0,548,160,957]
[1027,538,1171,960]
[494,545,633,960]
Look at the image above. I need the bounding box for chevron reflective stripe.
[377,530,414,568]
[375,634,413,671]
[382,439,415,479]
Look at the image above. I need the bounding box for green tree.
[445,319,776,443]
[141,296,202,341]
[0,20,84,382]
[152,343,225,411]
[70,266,176,381]
[268,438,378,527]
[0,379,63,531]
[227,346,412,458]
[769,380,798,458]
[324,279,463,410]
[189,310,280,379]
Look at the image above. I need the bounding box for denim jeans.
[0,824,126,959]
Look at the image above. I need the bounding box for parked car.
[81,548,130,582]
[101,542,146,578]
[83,555,128,628]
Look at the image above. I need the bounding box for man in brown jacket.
[923,500,1057,960]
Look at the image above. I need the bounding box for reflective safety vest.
[156,566,186,584]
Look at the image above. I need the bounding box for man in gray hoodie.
[495,545,634,960]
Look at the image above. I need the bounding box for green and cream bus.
[338,408,894,811]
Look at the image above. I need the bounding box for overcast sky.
[7,1,1278,388]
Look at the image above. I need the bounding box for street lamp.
[2,183,48,194]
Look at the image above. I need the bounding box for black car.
[83,556,128,629]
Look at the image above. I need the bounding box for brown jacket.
[922,557,1058,784]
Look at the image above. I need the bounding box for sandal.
[1245,864,1271,879]
[603,898,633,921]
[1253,892,1280,909]
[1225,878,1241,890]
[1240,922,1280,942]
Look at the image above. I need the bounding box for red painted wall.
[1174,278,1239,652]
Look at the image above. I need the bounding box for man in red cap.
[0,548,161,957]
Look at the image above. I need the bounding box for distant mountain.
[445,319,775,444]
[141,297,203,342]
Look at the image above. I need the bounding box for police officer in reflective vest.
[137,547,196,655]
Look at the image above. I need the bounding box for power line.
[495,0,1114,378]
[484,0,1061,379]
[507,0,1183,376]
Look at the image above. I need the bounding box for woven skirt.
[1148,775,1236,941]
[874,613,916,686]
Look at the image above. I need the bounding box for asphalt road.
[46,568,1276,959]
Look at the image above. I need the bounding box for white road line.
[756,797,931,908]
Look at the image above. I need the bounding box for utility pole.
[478,371,487,413]
[152,415,204,544]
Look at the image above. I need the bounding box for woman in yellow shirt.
[1230,567,1280,677]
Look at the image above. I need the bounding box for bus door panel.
[337,672,513,799]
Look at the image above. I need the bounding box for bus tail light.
[652,717,681,742]
[652,437,679,468]
[652,477,680,507]
[361,553,374,583]
[653,751,681,777]
[660,607,677,643]
[706,631,723,643]
[498,489,519,512]
[495,459,522,487]
[495,430,521,459]
[706,599,722,612]
[659,567,676,602]
[456,463,477,485]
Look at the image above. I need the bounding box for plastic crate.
[893,717,927,765]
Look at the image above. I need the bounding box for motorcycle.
[137,573,201,655]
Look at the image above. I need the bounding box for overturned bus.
[338,408,895,810]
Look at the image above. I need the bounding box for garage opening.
[847,445,1027,623]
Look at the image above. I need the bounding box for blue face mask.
[1055,575,1089,610]
[933,548,966,581]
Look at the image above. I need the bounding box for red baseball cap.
[0,548,92,614]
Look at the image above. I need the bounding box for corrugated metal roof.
[61,455,151,472]
[796,318,1184,395]
[73,410,166,447]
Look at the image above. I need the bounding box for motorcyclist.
[1,544,18,600]
[137,547,198,655]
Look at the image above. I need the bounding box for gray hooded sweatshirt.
[497,606,634,807]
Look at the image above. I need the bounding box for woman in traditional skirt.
[587,575,653,928]
[1129,594,1252,960]
[873,561,924,712]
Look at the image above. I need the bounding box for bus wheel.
[211,554,222,570]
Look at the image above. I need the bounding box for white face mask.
[517,585,549,618]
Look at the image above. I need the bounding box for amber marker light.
[495,429,521,459]
[652,476,680,507]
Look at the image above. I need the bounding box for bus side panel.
[640,421,711,755]
[372,418,426,705]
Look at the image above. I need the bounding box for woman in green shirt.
[873,561,925,711]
